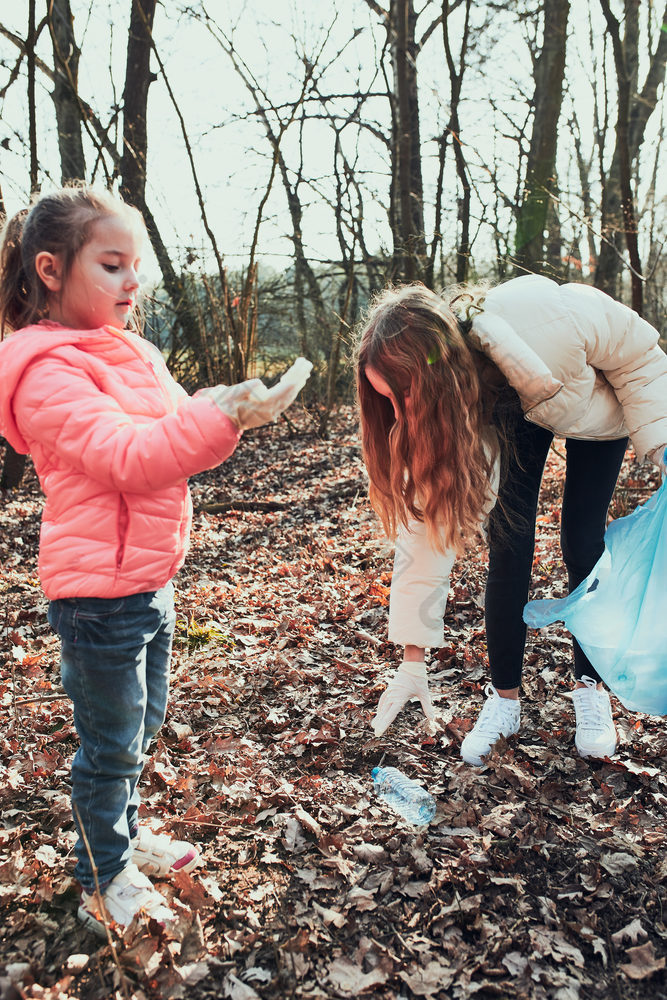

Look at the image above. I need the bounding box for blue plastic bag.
[523,472,667,715]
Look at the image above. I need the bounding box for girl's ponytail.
[0,209,34,338]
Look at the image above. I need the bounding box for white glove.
[372,660,435,736]
[649,445,667,479]
[201,358,312,430]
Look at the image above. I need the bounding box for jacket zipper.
[109,328,186,578]
[116,495,129,571]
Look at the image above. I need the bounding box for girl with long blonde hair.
[356,277,667,765]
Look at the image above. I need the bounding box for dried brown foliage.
[0,410,665,999]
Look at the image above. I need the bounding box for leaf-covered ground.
[1,408,666,1000]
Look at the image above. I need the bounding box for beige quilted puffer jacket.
[388,275,667,649]
[471,275,667,461]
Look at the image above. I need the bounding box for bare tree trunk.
[319,269,356,439]
[293,265,309,360]
[569,111,598,274]
[120,0,155,206]
[47,0,85,181]
[514,0,569,276]
[318,122,360,437]
[0,442,26,489]
[642,109,665,336]
[207,20,331,367]
[271,144,330,363]
[1,21,117,178]
[27,0,38,193]
[3,3,38,489]
[545,176,563,279]
[119,0,211,385]
[119,1,185,318]
[434,0,472,288]
[597,0,642,311]
[391,0,427,281]
[595,0,667,306]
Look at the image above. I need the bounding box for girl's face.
[45,213,143,331]
[365,365,410,420]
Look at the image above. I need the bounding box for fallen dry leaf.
[619,941,666,980]
[1,412,665,1000]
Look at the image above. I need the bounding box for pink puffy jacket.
[0,322,241,599]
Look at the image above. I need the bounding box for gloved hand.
[372,660,435,736]
[649,445,667,479]
[201,357,312,430]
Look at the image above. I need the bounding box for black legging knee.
[485,407,627,689]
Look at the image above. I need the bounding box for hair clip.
[427,349,439,365]
[464,298,485,322]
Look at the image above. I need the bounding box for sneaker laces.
[474,683,519,736]
[574,677,610,730]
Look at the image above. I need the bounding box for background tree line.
[1,0,665,474]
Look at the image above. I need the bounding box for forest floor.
[1,406,666,1000]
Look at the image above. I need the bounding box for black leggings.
[485,410,627,689]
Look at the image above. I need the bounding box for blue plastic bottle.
[372,766,436,825]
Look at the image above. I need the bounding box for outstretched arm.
[373,437,500,736]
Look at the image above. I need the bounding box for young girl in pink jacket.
[0,184,310,935]
[357,281,667,765]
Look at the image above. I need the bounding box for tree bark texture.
[0,442,27,491]
[595,0,667,309]
[27,0,38,193]
[118,0,213,388]
[435,0,472,287]
[120,0,156,207]
[47,0,85,181]
[7,2,40,491]
[390,0,427,281]
[570,115,598,273]
[513,0,570,277]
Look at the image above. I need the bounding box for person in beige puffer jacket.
[356,276,667,765]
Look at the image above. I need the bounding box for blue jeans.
[47,583,175,890]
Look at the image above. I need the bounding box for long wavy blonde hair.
[355,282,502,554]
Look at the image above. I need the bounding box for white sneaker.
[572,676,617,759]
[460,684,521,765]
[78,863,175,937]
[132,826,201,877]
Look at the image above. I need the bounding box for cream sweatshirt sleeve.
[387,433,500,649]
[388,519,457,648]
